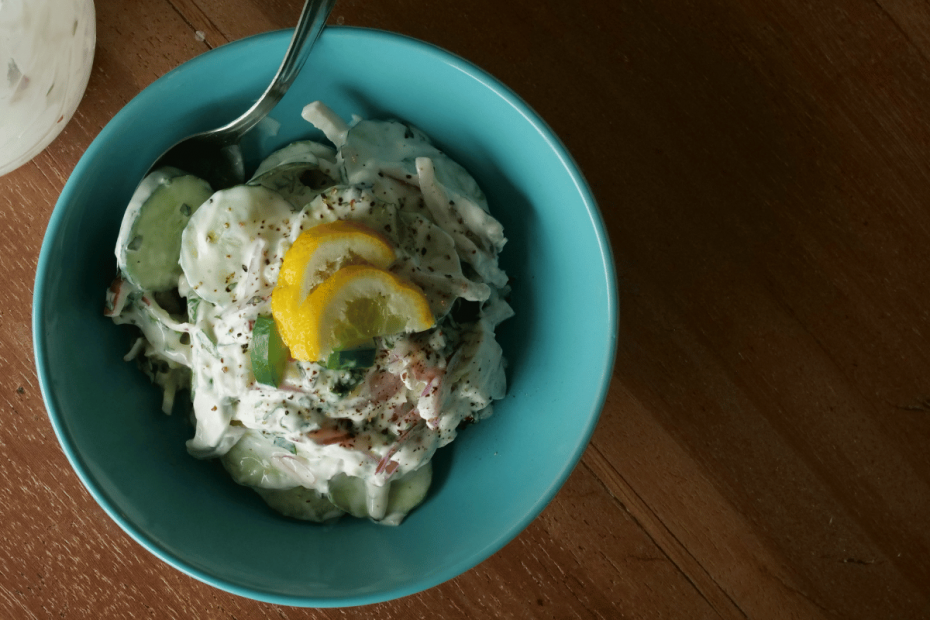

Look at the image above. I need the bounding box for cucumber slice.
[179,184,293,306]
[250,139,337,179]
[382,461,432,525]
[328,461,432,524]
[253,486,344,523]
[248,161,336,209]
[220,431,296,489]
[327,473,369,518]
[115,167,212,291]
[250,315,289,386]
[222,431,344,522]
[248,139,339,209]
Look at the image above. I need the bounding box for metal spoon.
[150,0,336,190]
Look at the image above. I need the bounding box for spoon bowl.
[151,0,335,189]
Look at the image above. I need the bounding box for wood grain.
[2,0,929,617]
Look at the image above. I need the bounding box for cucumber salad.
[104,102,512,525]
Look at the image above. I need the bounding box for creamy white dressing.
[107,102,513,523]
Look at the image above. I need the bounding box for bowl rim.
[33,25,618,607]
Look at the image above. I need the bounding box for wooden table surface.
[3,0,930,617]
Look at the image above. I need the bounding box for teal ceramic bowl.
[34,27,616,606]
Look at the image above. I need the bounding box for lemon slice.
[273,265,435,361]
[279,220,396,302]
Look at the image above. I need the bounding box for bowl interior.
[34,27,616,606]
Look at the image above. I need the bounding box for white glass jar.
[0,0,96,176]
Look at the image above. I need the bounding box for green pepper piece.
[251,315,289,386]
[323,344,377,370]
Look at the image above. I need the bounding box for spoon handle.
[220,0,337,140]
